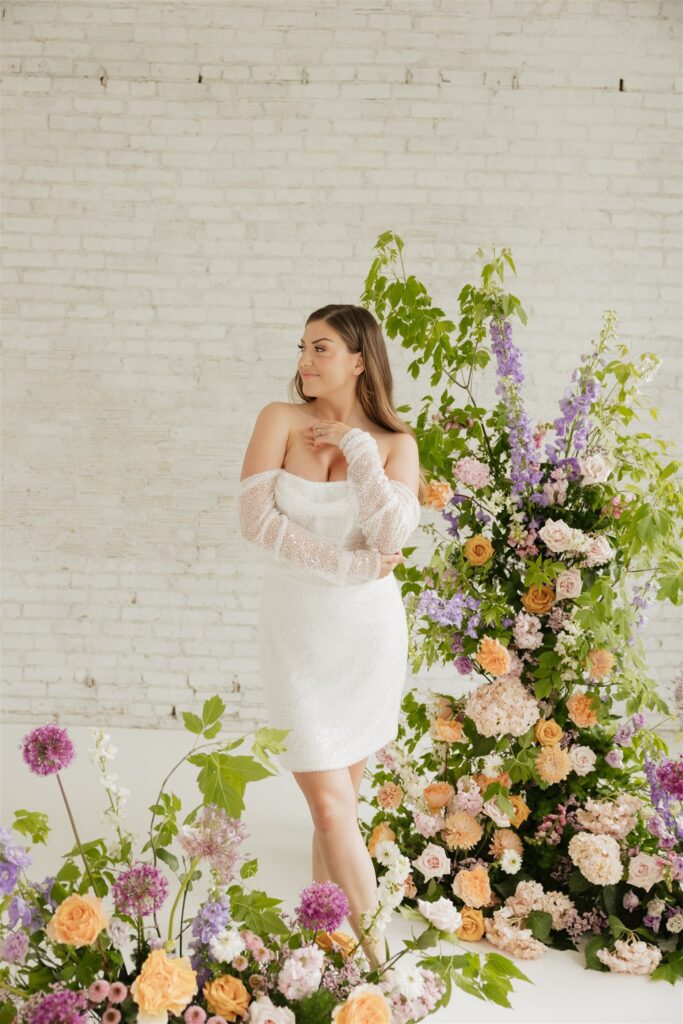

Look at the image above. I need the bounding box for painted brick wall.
[2,0,681,733]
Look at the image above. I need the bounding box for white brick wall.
[2,0,681,732]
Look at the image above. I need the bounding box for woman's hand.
[310,419,353,448]
[378,551,405,578]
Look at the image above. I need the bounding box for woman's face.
[297,321,362,393]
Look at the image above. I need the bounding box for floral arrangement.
[0,696,529,1023]
[358,234,683,983]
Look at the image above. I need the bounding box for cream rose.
[331,983,392,1024]
[555,568,583,601]
[412,842,451,881]
[538,518,575,552]
[249,996,296,1024]
[627,852,664,892]
[569,745,597,776]
[579,453,614,485]
[584,534,614,567]
[417,896,462,934]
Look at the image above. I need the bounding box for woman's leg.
[311,756,368,883]
[294,760,383,969]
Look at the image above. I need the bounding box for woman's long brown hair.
[287,303,427,504]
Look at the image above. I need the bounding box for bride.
[236,304,425,969]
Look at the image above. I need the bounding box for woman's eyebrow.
[300,337,335,344]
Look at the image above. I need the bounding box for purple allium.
[294,881,350,932]
[0,928,29,963]
[455,656,473,675]
[23,986,90,1024]
[21,723,75,776]
[111,861,169,917]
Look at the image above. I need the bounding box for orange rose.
[456,906,485,942]
[423,781,455,811]
[432,717,465,744]
[474,636,511,676]
[315,930,357,957]
[333,986,392,1024]
[45,893,109,948]
[464,535,494,566]
[452,864,491,909]
[567,691,598,728]
[586,648,615,680]
[521,584,555,615]
[473,771,512,792]
[131,949,198,1017]
[508,794,531,829]
[367,822,396,857]
[534,718,564,746]
[424,480,454,511]
[203,973,251,1022]
[434,696,455,720]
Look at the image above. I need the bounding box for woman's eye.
[297,344,324,352]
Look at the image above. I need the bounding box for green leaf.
[182,712,203,735]
[584,933,611,972]
[527,910,552,944]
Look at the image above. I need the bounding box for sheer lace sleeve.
[338,428,421,552]
[236,469,382,585]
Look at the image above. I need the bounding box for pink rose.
[411,842,451,881]
[584,535,614,568]
[555,569,583,601]
[627,852,664,891]
[538,519,575,552]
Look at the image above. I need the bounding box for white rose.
[482,797,511,828]
[627,852,664,891]
[411,842,451,881]
[249,997,296,1024]
[555,569,583,601]
[579,452,614,485]
[584,534,615,567]
[569,745,597,776]
[538,518,575,552]
[417,896,462,934]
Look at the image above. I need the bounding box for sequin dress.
[236,427,421,773]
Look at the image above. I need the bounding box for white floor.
[1,724,680,1024]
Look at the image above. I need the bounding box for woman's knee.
[296,773,356,832]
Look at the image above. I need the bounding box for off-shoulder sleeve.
[236,469,382,585]
[338,428,421,552]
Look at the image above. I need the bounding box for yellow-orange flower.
[442,810,483,851]
[434,696,455,720]
[567,691,598,728]
[453,864,492,909]
[473,771,512,792]
[423,781,455,811]
[203,974,250,1022]
[424,480,454,511]
[333,987,392,1024]
[535,744,572,785]
[489,828,524,859]
[464,535,494,566]
[131,949,198,1017]
[315,930,357,957]
[403,873,417,899]
[367,822,396,857]
[508,794,531,829]
[521,584,555,615]
[376,782,404,811]
[456,906,486,942]
[586,648,615,680]
[45,893,109,948]
[432,717,465,744]
[474,636,511,676]
[534,718,564,746]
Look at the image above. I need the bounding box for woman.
[236,304,425,969]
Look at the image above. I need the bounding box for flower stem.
[167,856,201,944]
[55,772,98,893]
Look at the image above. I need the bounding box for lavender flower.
[417,589,481,634]
[546,351,602,461]
[455,656,474,675]
[645,755,683,841]
[190,894,232,945]
[295,881,350,932]
[21,723,75,776]
[111,861,169,917]
[0,928,29,963]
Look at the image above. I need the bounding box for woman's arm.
[338,428,421,552]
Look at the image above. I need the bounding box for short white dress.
[256,469,414,772]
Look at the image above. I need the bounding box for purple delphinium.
[111,861,169,917]
[489,318,543,500]
[546,351,602,462]
[417,589,481,636]
[0,828,31,898]
[21,723,76,776]
[23,986,90,1024]
[295,881,350,932]
[190,894,232,945]
[645,754,683,842]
